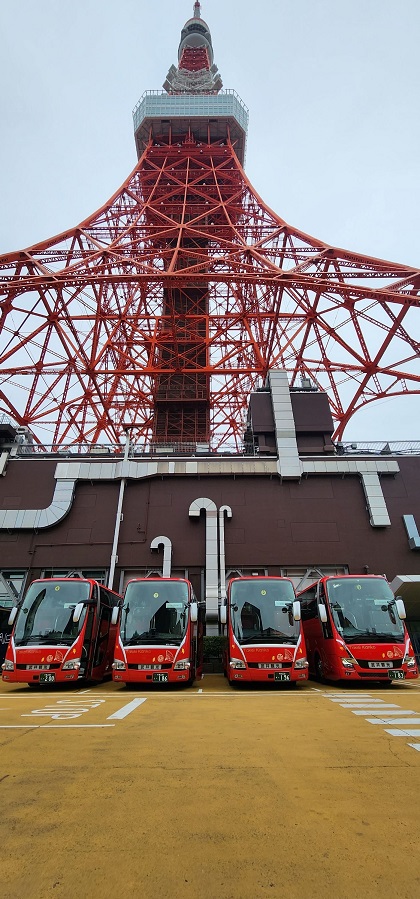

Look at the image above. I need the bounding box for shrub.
[203,635,227,661]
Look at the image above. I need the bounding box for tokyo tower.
[0,1,419,451]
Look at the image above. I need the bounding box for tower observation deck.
[0,3,419,451]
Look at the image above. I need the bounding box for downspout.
[218,505,232,602]
[189,497,219,623]
[107,433,130,589]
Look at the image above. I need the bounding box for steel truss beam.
[0,135,419,449]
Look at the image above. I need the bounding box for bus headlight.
[62,658,81,670]
[404,655,417,668]
[230,658,246,669]
[1,660,14,671]
[174,659,190,670]
[294,657,308,669]
[112,660,126,671]
[341,658,355,669]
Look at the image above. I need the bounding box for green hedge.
[203,635,227,661]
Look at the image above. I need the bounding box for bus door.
[90,586,114,680]
[79,603,96,678]
[189,598,205,680]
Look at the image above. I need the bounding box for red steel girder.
[0,135,419,449]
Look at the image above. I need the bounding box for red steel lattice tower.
[0,2,419,450]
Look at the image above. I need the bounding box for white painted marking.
[40,724,115,729]
[0,725,38,729]
[329,698,387,704]
[408,744,420,751]
[337,703,400,709]
[107,698,146,719]
[385,728,420,737]
[351,709,416,716]
[366,718,420,726]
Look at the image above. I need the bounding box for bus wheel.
[315,655,325,683]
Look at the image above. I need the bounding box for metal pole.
[108,433,130,589]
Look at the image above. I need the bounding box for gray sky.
[1,0,419,441]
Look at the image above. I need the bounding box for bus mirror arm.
[190,602,198,623]
[220,605,227,626]
[72,602,85,624]
[8,606,18,627]
[318,603,328,624]
[395,596,406,620]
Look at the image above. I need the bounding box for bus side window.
[319,584,333,639]
[300,588,317,621]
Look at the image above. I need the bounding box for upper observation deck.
[132,89,249,165]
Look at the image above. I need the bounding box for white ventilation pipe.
[189,497,219,620]
[218,504,232,602]
[150,535,172,577]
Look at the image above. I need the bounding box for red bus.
[112,577,204,685]
[1,578,122,685]
[297,574,419,684]
[220,576,308,685]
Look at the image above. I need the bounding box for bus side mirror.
[220,605,227,625]
[8,606,18,627]
[395,597,406,620]
[318,603,328,623]
[190,602,198,623]
[111,607,119,626]
[72,602,84,624]
[293,600,301,621]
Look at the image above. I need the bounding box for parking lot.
[2,675,420,899]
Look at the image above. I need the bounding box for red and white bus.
[112,577,204,685]
[2,578,122,685]
[297,574,419,684]
[220,576,308,685]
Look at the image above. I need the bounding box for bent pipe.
[218,504,232,602]
[189,497,219,620]
[150,535,173,577]
[0,479,75,531]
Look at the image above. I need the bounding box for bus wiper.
[367,633,404,642]
[123,635,149,645]
[124,635,182,646]
[240,631,296,644]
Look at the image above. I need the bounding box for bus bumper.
[229,668,308,683]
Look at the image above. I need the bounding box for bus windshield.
[121,581,189,646]
[326,577,405,642]
[14,580,91,647]
[230,579,299,645]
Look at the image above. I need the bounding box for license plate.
[39,673,55,684]
[152,673,168,683]
[388,670,405,680]
[368,661,393,669]
[274,672,290,682]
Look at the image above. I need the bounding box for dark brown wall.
[1,458,420,592]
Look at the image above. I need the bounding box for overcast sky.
[1,0,419,442]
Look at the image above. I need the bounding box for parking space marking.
[107,698,147,719]
[385,728,420,737]
[324,690,420,754]
[351,708,418,716]
[366,717,420,725]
